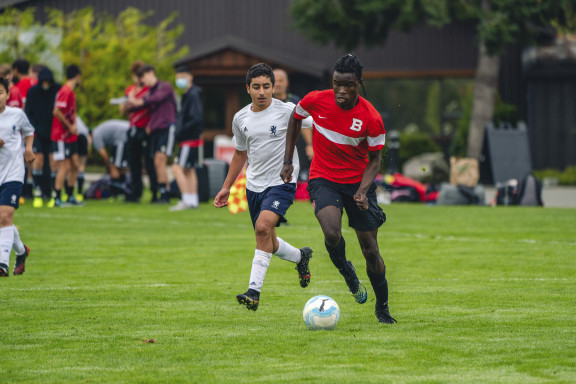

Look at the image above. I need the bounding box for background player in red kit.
[51,64,82,206]
[281,54,396,324]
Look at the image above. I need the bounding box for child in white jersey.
[0,77,35,276]
[214,63,312,311]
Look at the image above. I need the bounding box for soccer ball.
[303,295,340,330]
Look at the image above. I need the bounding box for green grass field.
[2,198,575,383]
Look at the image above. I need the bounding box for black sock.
[160,184,169,199]
[51,173,57,193]
[65,185,74,197]
[325,237,347,271]
[32,170,43,197]
[367,269,389,308]
[77,173,85,194]
[54,189,61,199]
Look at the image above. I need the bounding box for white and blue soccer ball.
[303,295,340,330]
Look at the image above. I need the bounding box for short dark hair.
[31,63,44,74]
[0,77,9,93]
[12,58,30,74]
[333,53,364,82]
[246,63,275,86]
[130,60,146,75]
[66,64,81,79]
[136,64,155,77]
[176,65,191,74]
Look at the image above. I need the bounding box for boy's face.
[332,71,359,110]
[247,75,273,112]
[0,85,8,110]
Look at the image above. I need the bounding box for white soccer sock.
[248,249,272,292]
[0,226,14,266]
[274,237,301,263]
[12,225,25,255]
[191,194,199,207]
[182,193,196,207]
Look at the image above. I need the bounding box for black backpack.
[496,173,543,206]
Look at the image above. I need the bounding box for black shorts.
[174,144,199,169]
[307,177,386,232]
[33,136,51,154]
[0,181,23,209]
[149,125,175,157]
[51,141,78,161]
[110,142,128,169]
[77,134,88,156]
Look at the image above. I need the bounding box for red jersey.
[51,84,78,143]
[125,84,150,128]
[294,89,385,184]
[14,77,36,102]
[8,85,23,108]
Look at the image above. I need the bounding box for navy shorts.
[33,136,50,154]
[0,182,23,209]
[174,145,199,169]
[307,177,386,232]
[150,125,175,157]
[77,134,88,156]
[246,183,296,228]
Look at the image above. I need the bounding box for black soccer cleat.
[13,245,30,276]
[375,303,397,324]
[0,263,8,277]
[341,261,367,304]
[236,289,260,311]
[296,247,313,288]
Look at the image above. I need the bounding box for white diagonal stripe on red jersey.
[314,121,365,146]
[367,134,386,148]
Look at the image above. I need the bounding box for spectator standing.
[273,68,313,173]
[170,66,203,211]
[127,65,177,204]
[120,61,157,203]
[26,66,61,207]
[12,59,37,107]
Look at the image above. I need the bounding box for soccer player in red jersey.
[51,65,82,207]
[12,59,37,107]
[281,54,396,323]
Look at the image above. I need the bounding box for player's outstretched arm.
[280,110,302,183]
[214,149,248,208]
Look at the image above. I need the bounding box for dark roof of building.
[5,0,478,76]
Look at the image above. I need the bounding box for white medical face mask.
[175,78,189,89]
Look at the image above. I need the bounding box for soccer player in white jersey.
[281,54,396,323]
[0,78,35,276]
[214,63,312,311]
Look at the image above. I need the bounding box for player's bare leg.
[316,206,367,303]
[356,230,396,323]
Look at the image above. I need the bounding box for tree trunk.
[467,42,501,159]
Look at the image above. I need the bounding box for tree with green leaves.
[48,7,188,126]
[290,0,575,158]
[0,7,52,65]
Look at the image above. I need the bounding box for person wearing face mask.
[169,66,203,211]
[24,66,61,207]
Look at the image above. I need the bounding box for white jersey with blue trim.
[0,106,34,185]
[232,98,305,193]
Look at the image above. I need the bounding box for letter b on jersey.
[350,118,363,132]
